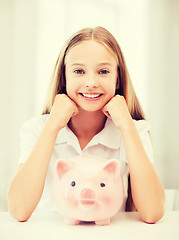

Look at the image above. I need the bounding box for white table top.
[0,211,179,240]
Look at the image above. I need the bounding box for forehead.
[65,40,117,66]
[69,165,104,182]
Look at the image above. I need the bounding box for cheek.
[109,87,116,98]
[99,195,112,205]
[66,79,77,96]
[103,78,117,95]
[66,197,79,207]
[65,188,79,207]
[65,70,76,95]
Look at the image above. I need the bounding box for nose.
[84,74,99,88]
[80,188,96,199]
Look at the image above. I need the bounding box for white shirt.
[18,114,154,212]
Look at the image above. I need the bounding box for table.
[0,211,179,240]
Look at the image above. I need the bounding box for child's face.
[65,40,118,112]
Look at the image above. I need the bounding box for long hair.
[42,26,145,211]
[42,26,145,121]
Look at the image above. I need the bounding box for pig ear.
[56,159,73,179]
[102,159,120,180]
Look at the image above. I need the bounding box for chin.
[78,106,103,113]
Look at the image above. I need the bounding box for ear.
[56,159,73,179]
[102,159,120,180]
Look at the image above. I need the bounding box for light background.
[0,0,179,211]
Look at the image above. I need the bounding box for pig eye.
[71,181,76,187]
[100,183,106,187]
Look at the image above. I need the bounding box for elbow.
[8,193,31,222]
[141,206,165,224]
[8,202,31,222]
[140,189,166,224]
[8,204,31,222]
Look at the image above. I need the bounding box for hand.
[102,95,133,131]
[47,94,79,131]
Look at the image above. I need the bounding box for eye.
[99,69,109,75]
[74,69,85,74]
[100,183,106,187]
[70,181,76,187]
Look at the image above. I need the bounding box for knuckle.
[116,95,125,102]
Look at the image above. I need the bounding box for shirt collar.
[56,125,76,144]
[95,118,122,149]
[55,118,122,150]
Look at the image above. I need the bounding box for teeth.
[82,93,101,98]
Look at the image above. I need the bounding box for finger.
[104,111,111,118]
[71,106,79,117]
[102,106,111,118]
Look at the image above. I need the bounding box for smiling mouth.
[80,93,103,99]
[80,199,95,208]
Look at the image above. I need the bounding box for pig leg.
[95,218,110,226]
[64,217,80,225]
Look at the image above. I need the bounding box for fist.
[102,95,132,130]
[48,94,79,131]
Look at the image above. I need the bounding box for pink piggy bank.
[51,155,124,225]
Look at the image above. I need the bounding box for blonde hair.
[42,26,146,210]
[42,26,145,120]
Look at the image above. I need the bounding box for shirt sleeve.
[18,115,47,164]
[120,120,154,164]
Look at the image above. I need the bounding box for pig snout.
[80,189,96,208]
[80,188,96,199]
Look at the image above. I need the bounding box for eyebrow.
[97,62,113,66]
[70,62,113,67]
[70,63,85,67]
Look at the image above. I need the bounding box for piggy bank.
[51,155,124,225]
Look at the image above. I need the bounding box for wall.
[0,0,178,211]
[147,0,179,190]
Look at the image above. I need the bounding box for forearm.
[8,122,59,221]
[121,121,165,223]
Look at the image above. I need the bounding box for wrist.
[120,118,136,135]
[44,118,63,137]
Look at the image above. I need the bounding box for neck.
[68,109,107,139]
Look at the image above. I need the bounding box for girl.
[8,26,165,223]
